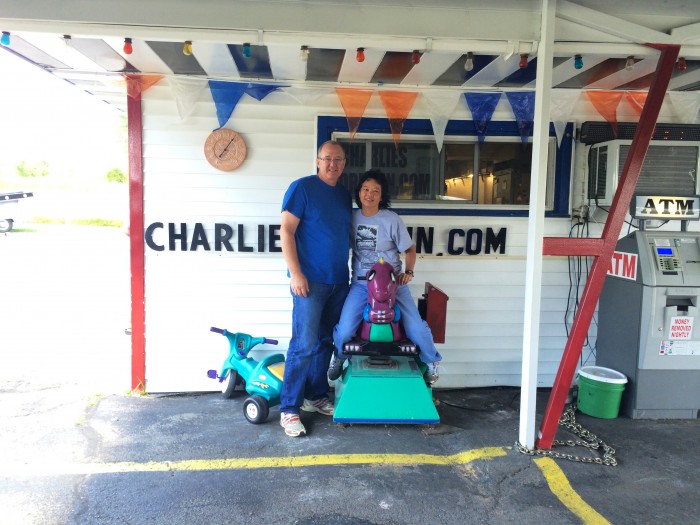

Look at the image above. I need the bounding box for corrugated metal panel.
[140,85,587,392]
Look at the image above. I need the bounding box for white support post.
[518,0,555,449]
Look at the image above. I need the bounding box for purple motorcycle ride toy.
[333,258,440,424]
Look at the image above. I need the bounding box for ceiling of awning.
[2,0,700,113]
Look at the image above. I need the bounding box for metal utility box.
[597,231,700,419]
[417,282,448,344]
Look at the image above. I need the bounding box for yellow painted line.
[534,457,611,525]
[4,447,508,477]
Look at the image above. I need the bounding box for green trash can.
[576,366,628,419]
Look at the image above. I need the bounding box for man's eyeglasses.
[318,157,346,163]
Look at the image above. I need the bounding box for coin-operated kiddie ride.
[332,258,448,424]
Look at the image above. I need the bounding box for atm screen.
[656,247,673,256]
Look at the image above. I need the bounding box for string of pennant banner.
[124,74,700,150]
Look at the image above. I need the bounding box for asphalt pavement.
[1,382,699,525]
[2,226,699,524]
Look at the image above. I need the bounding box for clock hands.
[218,137,236,158]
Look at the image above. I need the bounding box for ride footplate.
[333,356,438,424]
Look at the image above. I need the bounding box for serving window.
[319,116,572,216]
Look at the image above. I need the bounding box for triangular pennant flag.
[336,88,374,140]
[552,121,567,148]
[208,80,247,128]
[550,89,580,147]
[167,76,208,121]
[379,91,418,147]
[668,92,700,124]
[283,86,332,105]
[626,92,648,117]
[585,90,624,138]
[419,91,462,152]
[505,91,535,143]
[208,81,285,128]
[126,74,164,99]
[464,92,501,143]
[244,82,284,101]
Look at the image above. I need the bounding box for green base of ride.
[333,356,439,424]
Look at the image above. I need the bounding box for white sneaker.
[280,412,306,437]
[301,397,335,416]
[425,362,439,385]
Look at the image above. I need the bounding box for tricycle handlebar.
[210,327,278,346]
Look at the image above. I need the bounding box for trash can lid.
[578,366,628,384]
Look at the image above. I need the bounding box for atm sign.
[608,251,637,281]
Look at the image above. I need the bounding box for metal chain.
[515,405,618,466]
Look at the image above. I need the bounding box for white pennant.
[550,89,580,146]
[167,76,209,121]
[419,91,462,152]
[283,86,333,105]
[668,92,700,124]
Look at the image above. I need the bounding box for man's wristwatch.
[405,270,414,276]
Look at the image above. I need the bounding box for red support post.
[126,79,146,393]
[535,44,680,449]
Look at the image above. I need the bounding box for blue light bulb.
[574,55,583,70]
[1,32,10,46]
[242,43,251,58]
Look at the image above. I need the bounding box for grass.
[8,218,124,233]
[22,217,124,228]
[31,217,67,225]
[70,218,124,228]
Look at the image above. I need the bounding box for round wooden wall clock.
[204,129,247,171]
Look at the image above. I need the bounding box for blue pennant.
[244,83,283,101]
[464,92,502,143]
[208,81,246,128]
[208,81,286,128]
[505,92,535,143]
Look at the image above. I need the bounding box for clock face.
[203,129,247,171]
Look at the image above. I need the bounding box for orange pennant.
[379,91,418,147]
[626,92,648,117]
[585,90,625,137]
[126,74,164,99]
[335,88,374,140]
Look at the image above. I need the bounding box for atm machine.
[596,195,700,419]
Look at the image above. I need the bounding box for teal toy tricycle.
[207,327,285,424]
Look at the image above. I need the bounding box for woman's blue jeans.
[279,281,349,414]
[333,281,442,365]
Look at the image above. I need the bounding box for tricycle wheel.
[0,219,14,233]
[243,396,269,424]
[221,369,241,399]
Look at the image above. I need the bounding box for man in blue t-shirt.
[279,140,352,437]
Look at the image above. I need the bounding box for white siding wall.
[140,83,686,392]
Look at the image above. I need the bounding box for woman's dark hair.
[355,169,391,209]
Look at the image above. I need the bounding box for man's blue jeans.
[279,281,349,414]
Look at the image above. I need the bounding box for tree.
[16,160,49,178]
[106,168,127,183]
